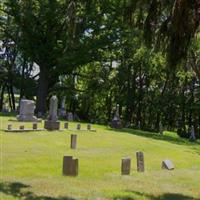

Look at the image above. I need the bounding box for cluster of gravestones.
[5,95,95,132]
[62,134,175,177]
[5,122,95,132]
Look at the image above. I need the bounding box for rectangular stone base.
[44,121,60,130]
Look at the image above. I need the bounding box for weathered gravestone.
[64,122,68,129]
[44,96,60,130]
[121,157,131,175]
[67,112,74,121]
[7,124,12,130]
[189,125,196,142]
[77,124,81,130]
[110,104,122,129]
[33,123,37,130]
[70,134,77,149]
[136,151,145,172]
[17,99,39,122]
[159,122,163,135]
[59,96,66,117]
[162,159,174,170]
[62,156,78,176]
[19,125,24,130]
[87,124,91,130]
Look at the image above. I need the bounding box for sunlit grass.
[1,115,200,200]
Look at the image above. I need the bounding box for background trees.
[0,0,200,138]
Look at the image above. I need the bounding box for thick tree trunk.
[0,84,5,111]
[36,67,49,115]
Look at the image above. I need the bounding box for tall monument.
[44,95,60,130]
[110,104,122,129]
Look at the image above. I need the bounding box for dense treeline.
[0,0,200,138]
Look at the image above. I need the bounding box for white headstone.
[162,159,174,170]
[17,99,38,122]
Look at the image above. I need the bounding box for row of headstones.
[7,123,93,131]
[64,135,174,176]
[62,152,174,177]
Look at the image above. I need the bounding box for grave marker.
[162,159,174,170]
[121,157,131,175]
[70,134,77,149]
[63,156,78,176]
[136,151,145,172]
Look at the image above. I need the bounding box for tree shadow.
[113,190,200,200]
[107,127,200,147]
[0,182,77,200]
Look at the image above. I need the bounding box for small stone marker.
[87,124,91,130]
[70,134,77,149]
[64,122,68,129]
[19,125,25,130]
[33,123,37,130]
[162,159,174,170]
[136,151,145,172]
[77,124,81,130]
[7,124,12,130]
[63,156,78,176]
[121,157,131,175]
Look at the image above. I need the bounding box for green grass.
[1,115,200,200]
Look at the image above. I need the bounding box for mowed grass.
[0,116,200,200]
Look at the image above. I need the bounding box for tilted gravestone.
[62,156,78,176]
[136,151,145,172]
[162,159,174,170]
[44,96,60,130]
[17,99,39,122]
[70,134,77,149]
[121,157,131,175]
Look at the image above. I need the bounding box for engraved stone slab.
[70,134,77,149]
[121,157,131,175]
[136,151,145,172]
[44,121,60,130]
[162,159,174,170]
[63,156,78,176]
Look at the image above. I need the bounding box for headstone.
[17,99,39,122]
[121,157,131,175]
[44,96,60,130]
[64,122,68,129]
[162,159,174,170]
[59,97,67,117]
[137,121,141,129]
[136,151,145,172]
[77,124,81,130]
[62,156,78,176]
[7,124,12,130]
[87,124,91,130]
[70,134,77,149]
[33,123,37,130]
[189,125,196,142]
[67,112,74,121]
[19,125,24,130]
[110,104,122,129]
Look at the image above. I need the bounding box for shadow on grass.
[0,182,76,200]
[113,190,199,200]
[107,127,200,147]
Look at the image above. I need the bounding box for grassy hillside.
[1,116,200,200]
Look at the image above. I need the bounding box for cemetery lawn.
[1,116,200,200]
